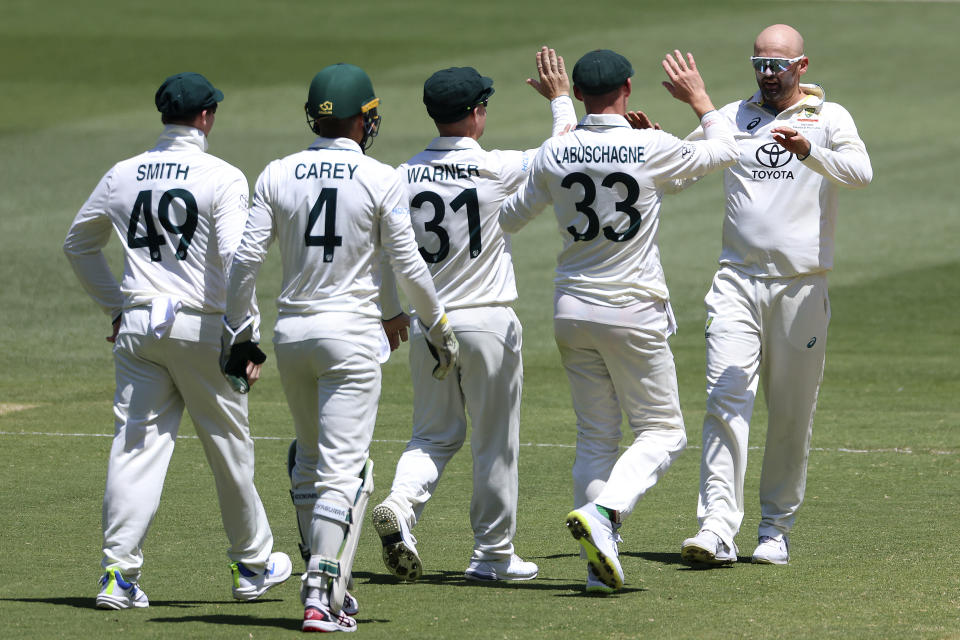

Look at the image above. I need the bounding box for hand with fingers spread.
[770,126,812,158]
[661,50,716,118]
[626,110,661,130]
[527,46,570,100]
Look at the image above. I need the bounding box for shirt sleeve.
[225,165,275,329]
[498,144,554,233]
[648,110,739,184]
[801,104,872,188]
[661,121,708,194]
[378,173,444,327]
[377,251,404,320]
[213,167,250,275]
[550,95,578,137]
[494,96,579,196]
[62,168,124,318]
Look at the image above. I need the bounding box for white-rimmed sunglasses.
[750,55,805,73]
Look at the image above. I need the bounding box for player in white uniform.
[678,24,872,567]
[224,63,457,633]
[499,49,739,593]
[370,49,577,583]
[63,72,291,610]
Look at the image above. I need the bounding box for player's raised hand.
[527,46,570,100]
[626,110,661,130]
[661,50,715,118]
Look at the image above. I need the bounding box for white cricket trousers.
[276,334,381,561]
[383,306,523,562]
[554,311,686,518]
[103,329,273,582]
[698,267,829,545]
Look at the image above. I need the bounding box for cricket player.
[224,63,457,633]
[63,72,291,610]
[499,49,739,592]
[370,48,577,583]
[679,24,872,567]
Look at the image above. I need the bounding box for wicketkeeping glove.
[420,314,459,380]
[220,317,267,394]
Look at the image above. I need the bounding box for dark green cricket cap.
[306,63,379,120]
[423,67,495,124]
[155,72,223,117]
[572,50,634,95]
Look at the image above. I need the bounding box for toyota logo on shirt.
[756,143,794,168]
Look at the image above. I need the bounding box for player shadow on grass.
[148,611,389,630]
[0,596,227,609]
[632,550,749,569]
[358,568,647,596]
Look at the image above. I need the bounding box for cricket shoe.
[302,601,357,633]
[752,534,789,565]
[299,573,360,616]
[96,568,149,609]
[565,504,624,591]
[371,502,422,581]
[231,551,293,601]
[681,529,737,567]
[464,554,538,582]
[586,565,615,595]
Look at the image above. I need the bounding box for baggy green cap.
[572,50,634,95]
[423,67,495,124]
[155,72,223,117]
[306,63,379,120]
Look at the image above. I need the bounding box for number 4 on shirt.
[304,188,342,263]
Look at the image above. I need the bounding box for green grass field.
[1,0,958,637]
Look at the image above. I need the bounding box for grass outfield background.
[1,0,958,638]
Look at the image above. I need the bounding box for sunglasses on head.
[750,55,805,73]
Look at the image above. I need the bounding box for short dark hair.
[311,115,356,139]
[161,102,216,125]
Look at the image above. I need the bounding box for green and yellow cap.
[306,63,379,120]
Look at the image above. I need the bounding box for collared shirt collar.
[307,136,364,153]
[748,83,826,114]
[155,125,209,153]
[424,136,482,152]
[577,113,631,129]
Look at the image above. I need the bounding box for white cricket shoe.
[371,502,422,581]
[752,534,789,564]
[586,565,615,595]
[566,504,624,591]
[298,573,359,615]
[681,529,737,566]
[464,554,539,582]
[302,599,357,633]
[96,568,149,609]
[231,551,293,601]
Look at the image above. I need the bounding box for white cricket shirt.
[226,136,442,344]
[64,125,249,327]
[394,96,577,314]
[500,110,738,308]
[681,84,872,277]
